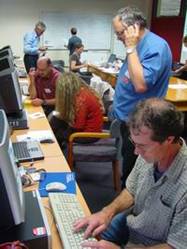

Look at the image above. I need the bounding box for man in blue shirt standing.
[111,6,172,188]
[23,21,47,73]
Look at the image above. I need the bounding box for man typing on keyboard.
[73,98,187,249]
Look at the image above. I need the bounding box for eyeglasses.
[128,136,158,152]
[115,29,125,37]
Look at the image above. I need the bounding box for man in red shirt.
[28,56,61,116]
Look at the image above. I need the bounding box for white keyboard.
[48,193,96,249]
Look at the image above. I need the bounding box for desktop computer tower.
[0,191,51,249]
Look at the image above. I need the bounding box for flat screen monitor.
[0,56,14,72]
[0,47,14,61]
[0,68,23,116]
[0,109,25,230]
[107,54,116,64]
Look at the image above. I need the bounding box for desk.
[165,77,187,111]
[88,66,187,111]
[88,64,117,87]
[12,104,91,249]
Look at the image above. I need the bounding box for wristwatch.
[126,46,136,55]
[42,99,48,106]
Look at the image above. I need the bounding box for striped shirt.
[126,139,187,249]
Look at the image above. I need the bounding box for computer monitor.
[0,47,14,61]
[107,54,116,64]
[0,56,14,72]
[0,68,23,116]
[0,109,25,230]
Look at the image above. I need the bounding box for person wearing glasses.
[74,98,187,249]
[23,21,47,73]
[109,6,172,188]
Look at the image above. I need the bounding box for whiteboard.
[113,35,126,59]
[42,12,112,50]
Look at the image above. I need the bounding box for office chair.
[67,119,121,192]
[52,60,65,73]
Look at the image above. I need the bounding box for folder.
[39,172,76,197]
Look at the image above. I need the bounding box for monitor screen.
[0,109,25,230]
[0,46,14,61]
[0,69,23,115]
[0,56,14,72]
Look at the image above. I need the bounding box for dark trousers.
[120,122,137,189]
[23,54,39,73]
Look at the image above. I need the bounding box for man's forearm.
[102,189,134,218]
[127,51,147,93]
[43,98,56,106]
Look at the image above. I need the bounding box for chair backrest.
[52,60,65,68]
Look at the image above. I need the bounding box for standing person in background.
[66,27,82,55]
[110,6,172,188]
[28,56,61,116]
[23,21,47,73]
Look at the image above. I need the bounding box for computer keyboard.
[49,193,96,249]
[12,141,44,162]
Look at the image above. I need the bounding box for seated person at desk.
[28,56,61,116]
[49,72,104,149]
[173,35,187,80]
[69,43,92,84]
[74,98,187,249]
[69,43,88,73]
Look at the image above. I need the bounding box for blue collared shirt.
[113,30,172,122]
[23,31,40,55]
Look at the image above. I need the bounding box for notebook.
[12,141,44,163]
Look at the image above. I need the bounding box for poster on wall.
[157,0,182,17]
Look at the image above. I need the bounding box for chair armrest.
[69,132,111,142]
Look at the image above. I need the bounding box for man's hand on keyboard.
[73,210,112,239]
[82,239,121,249]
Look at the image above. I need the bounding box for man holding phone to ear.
[110,6,172,189]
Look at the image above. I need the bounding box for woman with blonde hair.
[50,72,104,149]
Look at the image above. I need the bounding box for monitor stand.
[7,109,28,129]
[0,190,51,249]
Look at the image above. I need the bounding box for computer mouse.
[46,182,67,192]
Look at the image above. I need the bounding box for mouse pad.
[39,172,76,197]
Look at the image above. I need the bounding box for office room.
[0,0,187,249]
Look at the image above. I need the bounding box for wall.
[0,0,152,66]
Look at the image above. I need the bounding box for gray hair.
[117,6,147,29]
[35,21,46,31]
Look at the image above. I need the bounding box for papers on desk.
[29,112,45,119]
[16,130,54,142]
[169,84,187,89]
[99,67,119,74]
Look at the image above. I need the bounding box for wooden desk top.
[165,77,187,111]
[87,66,187,111]
[88,64,117,87]
[12,104,91,249]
